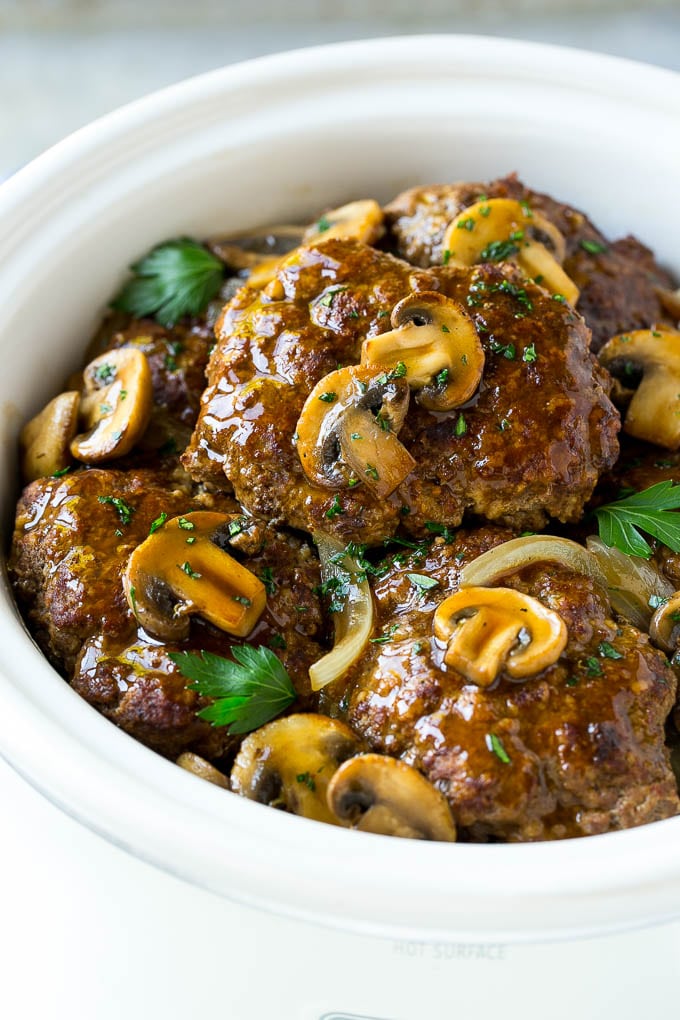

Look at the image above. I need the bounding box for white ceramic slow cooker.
[1,35,680,1018]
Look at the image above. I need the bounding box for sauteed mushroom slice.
[123,511,267,642]
[230,714,363,824]
[326,754,457,841]
[649,592,680,655]
[71,348,153,462]
[176,752,230,789]
[246,200,383,288]
[656,285,680,322]
[433,586,567,688]
[296,365,415,497]
[441,197,579,305]
[211,224,305,271]
[19,390,80,482]
[598,327,680,449]
[361,291,484,411]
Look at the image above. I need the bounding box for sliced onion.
[586,536,675,630]
[460,535,608,591]
[310,531,374,691]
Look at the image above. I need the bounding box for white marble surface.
[1,5,679,177]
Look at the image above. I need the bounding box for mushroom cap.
[649,591,680,655]
[230,713,364,824]
[326,753,457,841]
[176,751,230,789]
[598,327,680,450]
[71,348,153,463]
[295,364,415,497]
[441,197,579,306]
[122,511,267,642]
[361,290,485,411]
[303,199,384,247]
[433,585,568,687]
[19,390,80,482]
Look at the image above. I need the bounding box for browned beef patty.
[384,174,675,352]
[183,238,619,541]
[9,468,324,758]
[319,528,679,840]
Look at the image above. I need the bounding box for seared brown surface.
[184,238,619,539]
[320,529,679,840]
[9,468,324,758]
[385,174,675,352]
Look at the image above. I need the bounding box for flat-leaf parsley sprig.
[170,644,296,735]
[594,481,680,559]
[113,238,225,327]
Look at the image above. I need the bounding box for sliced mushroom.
[441,198,579,305]
[361,291,484,411]
[230,713,364,824]
[433,586,567,687]
[176,752,230,789]
[71,348,153,463]
[326,754,456,841]
[19,390,80,482]
[296,365,415,497]
[246,200,383,289]
[598,327,680,449]
[650,592,680,654]
[210,224,305,271]
[656,286,680,322]
[123,511,267,642]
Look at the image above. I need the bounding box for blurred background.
[1,0,679,179]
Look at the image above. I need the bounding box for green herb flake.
[112,238,225,327]
[436,368,449,387]
[178,516,195,531]
[97,494,135,525]
[318,286,348,308]
[319,391,337,403]
[441,323,451,333]
[365,464,380,481]
[94,363,116,385]
[457,217,476,232]
[649,594,669,609]
[149,511,168,534]
[580,239,608,256]
[584,657,603,677]
[486,733,511,764]
[268,633,287,650]
[186,536,196,545]
[325,494,345,519]
[454,413,467,437]
[317,215,332,233]
[522,343,537,363]
[228,517,248,537]
[479,239,520,262]
[170,644,296,734]
[259,566,277,595]
[233,595,252,606]
[442,249,452,265]
[407,573,439,592]
[566,676,578,688]
[497,418,510,432]
[598,641,623,660]
[180,561,201,580]
[52,466,72,478]
[296,771,316,791]
[370,624,399,645]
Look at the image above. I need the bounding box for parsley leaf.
[98,494,135,525]
[407,573,439,591]
[486,733,511,764]
[594,481,680,560]
[112,238,225,326]
[170,645,296,734]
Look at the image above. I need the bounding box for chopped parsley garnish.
[317,214,332,233]
[268,633,287,650]
[112,238,225,326]
[598,641,623,660]
[486,733,511,764]
[489,340,516,360]
[319,391,337,403]
[296,771,316,791]
[442,249,452,265]
[649,594,669,609]
[94,363,116,385]
[425,521,456,542]
[479,239,520,262]
[522,343,537,363]
[370,623,399,644]
[180,561,201,579]
[436,368,449,386]
[580,239,608,255]
[170,645,296,734]
[97,494,135,525]
[497,418,510,432]
[233,595,252,606]
[259,566,277,595]
[325,494,345,519]
[178,517,195,530]
[454,413,467,437]
[594,481,680,559]
[228,517,248,537]
[365,464,380,481]
[376,361,407,385]
[318,286,348,308]
[149,511,168,534]
[457,217,476,231]
[584,657,603,677]
[407,573,439,592]
[52,465,72,478]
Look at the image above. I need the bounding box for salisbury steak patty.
[385,174,676,352]
[320,529,679,840]
[9,468,325,758]
[184,237,619,540]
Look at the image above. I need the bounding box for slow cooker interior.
[1,38,679,941]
